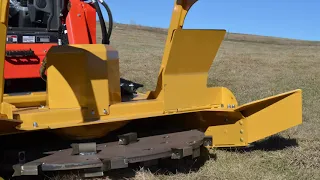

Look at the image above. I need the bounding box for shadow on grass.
[219,135,299,153]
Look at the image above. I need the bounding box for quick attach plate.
[13,130,205,178]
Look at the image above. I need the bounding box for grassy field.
[90,23,320,180]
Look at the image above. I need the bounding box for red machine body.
[65,0,97,45]
[5,0,97,91]
[5,44,54,79]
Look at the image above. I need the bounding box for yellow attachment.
[46,44,121,117]
[0,0,303,147]
[154,29,229,111]
[240,90,302,143]
[0,0,21,135]
[3,92,46,108]
[0,0,8,105]
[204,90,302,147]
[160,0,197,69]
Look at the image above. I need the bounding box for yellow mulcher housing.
[0,0,302,178]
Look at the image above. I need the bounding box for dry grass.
[90,23,320,180]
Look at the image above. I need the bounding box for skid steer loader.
[4,0,112,94]
[0,0,302,178]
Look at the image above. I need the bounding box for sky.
[98,0,320,41]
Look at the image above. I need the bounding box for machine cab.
[7,0,65,45]
[5,0,66,93]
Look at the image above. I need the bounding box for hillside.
[92,23,320,180]
[110,23,320,46]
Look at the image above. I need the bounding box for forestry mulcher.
[0,0,302,178]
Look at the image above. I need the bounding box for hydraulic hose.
[93,0,109,44]
[9,0,28,17]
[99,0,113,44]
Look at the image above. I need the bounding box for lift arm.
[0,1,23,134]
[0,0,8,107]
[160,0,197,69]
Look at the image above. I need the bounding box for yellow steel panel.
[151,0,198,97]
[164,30,225,74]
[204,89,302,147]
[85,46,121,114]
[3,92,46,108]
[108,100,164,118]
[201,111,248,147]
[206,122,247,147]
[46,44,121,118]
[161,29,226,110]
[16,108,83,130]
[0,1,20,134]
[16,99,164,130]
[0,1,8,24]
[160,0,197,68]
[46,47,87,109]
[240,89,302,143]
[1,102,15,119]
[107,60,122,104]
[0,0,9,106]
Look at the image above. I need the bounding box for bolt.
[232,104,235,108]
[227,104,232,108]
[240,138,244,142]
[33,122,38,128]
[103,109,108,114]
[221,104,224,108]
[40,105,44,108]
[18,151,25,163]
[77,14,81,17]
[91,110,95,115]
[239,120,243,125]
[240,129,244,134]
[58,39,62,45]
[203,139,212,146]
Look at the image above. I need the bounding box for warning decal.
[23,36,36,43]
[6,35,18,43]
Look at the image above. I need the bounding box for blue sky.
[98,0,320,41]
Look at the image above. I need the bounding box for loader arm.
[0,0,8,105]
[151,0,198,88]
[0,0,24,133]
